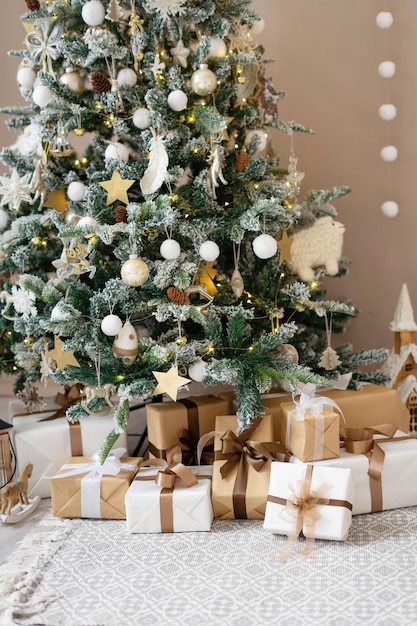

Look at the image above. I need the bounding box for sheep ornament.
[286,216,345,282]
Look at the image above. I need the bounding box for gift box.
[261,383,410,442]
[212,414,279,520]
[280,385,341,462]
[51,449,141,519]
[125,449,213,533]
[263,462,354,553]
[289,424,417,515]
[146,394,231,463]
[13,412,128,499]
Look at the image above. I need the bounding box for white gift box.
[125,465,213,533]
[11,405,127,499]
[264,462,354,541]
[289,429,417,515]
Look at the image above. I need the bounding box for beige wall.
[0,1,415,356]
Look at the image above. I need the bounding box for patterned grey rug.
[2,506,417,626]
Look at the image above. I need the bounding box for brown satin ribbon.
[38,384,84,422]
[340,424,411,512]
[215,417,286,519]
[178,398,200,440]
[69,421,83,456]
[136,445,199,532]
[179,428,214,465]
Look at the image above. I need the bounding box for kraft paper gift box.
[260,383,410,442]
[263,462,354,547]
[125,452,213,533]
[289,424,417,515]
[51,449,141,519]
[13,414,128,499]
[212,414,278,520]
[146,395,231,463]
[280,385,341,462]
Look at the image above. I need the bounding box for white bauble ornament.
[191,64,217,96]
[167,89,188,112]
[379,104,397,121]
[188,360,206,382]
[117,68,137,87]
[78,216,98,229]
[252,233,277,259]
[112,320,138,365]
[81,0,105,26]
[133,107,152,130]
[207,37,227,58]
[32,85,53,108]
[17,66,36,89]
[60,70,85,95]
[249,18,265,34]
[0,208,8,229]
[378,61,396,78]
[101,314,123,336]
[199,240,220,262]
[376,12,393,29]
[105,141,130,162]
[380,145,398,162]
[245,129,268,154]
[381,201,399,218]
[121,254,149,286]
[67,181,86,202]
[160,238,181,260]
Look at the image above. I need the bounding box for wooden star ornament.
[197,261,218,296]
[152,364,191,401]
[277,229,294,266]
[99,170,135,205]
[43,189,68,217]
[46,336,80,370]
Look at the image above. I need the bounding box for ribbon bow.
[39,384,84,422]
[136,445,199,532]
[291,383,343,422]
[219,429,272,480]
[278,465,331,562]
[52,447,129,481]
[26,19,64,77]
[179,428,214,466]
[287,383,344,459]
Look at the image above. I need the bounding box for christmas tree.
[0,0,388,459]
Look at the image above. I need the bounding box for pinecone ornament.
[167,286,191,305]
[115,205,128,223]
[26,0,40,9]
[236,151,249,172]
[91,71,111,94]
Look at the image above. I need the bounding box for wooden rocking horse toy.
[0,461,40,524]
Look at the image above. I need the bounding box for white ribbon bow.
[287,383,344,458]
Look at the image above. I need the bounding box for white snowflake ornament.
[0,169,33,210]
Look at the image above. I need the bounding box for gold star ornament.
[152,364,191,401]
[43,189,68,217]
[46,335,80,370]
[277,229,294,266]
[99,170,135,205]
